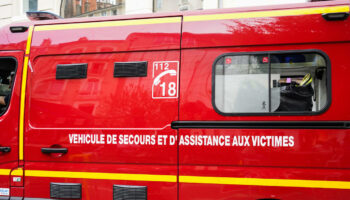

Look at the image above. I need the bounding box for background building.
[0,0,61,26]
[61,0,124,18]
[0,0,326,27]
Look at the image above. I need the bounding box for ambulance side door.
[24,17,182,199]
[0,51,23,198]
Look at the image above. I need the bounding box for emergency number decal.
[0,188,9,196]
[152,61,179,99]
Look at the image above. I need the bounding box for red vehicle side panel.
[31,17,181,56]
[0,25,29,51]
[0,51,24,193]
[179,43,350,121]
[1,1,350,199]
[182,1,350,48]
[179,13,350,199]
[24,17,181,198]
[25,162,177,200]
[179,166,350,200]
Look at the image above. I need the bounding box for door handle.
[322,12,349,21]
[0,147,11,153]
[41,148,68,154]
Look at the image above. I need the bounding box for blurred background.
[0,0,330,26]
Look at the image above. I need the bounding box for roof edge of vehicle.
[5,0,350,28]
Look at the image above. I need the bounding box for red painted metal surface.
[25,33,180,198]
[182,7,350,48]
[0,163,17,193]
[0,0,349,199]
[25,162,177,200]
[179,43,350,121]
[179,129,350,168]
[0,24,29,51]
[179,166,350,200]
[31,22,181,56]
[0,51,23,193]
[10,187,24,198]
[26,51,179,162]
[178,43,350,199]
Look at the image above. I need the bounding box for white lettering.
[67,134,295,148]
[170,136,176,145]
[289,136,294,147]
[243,136,250,146]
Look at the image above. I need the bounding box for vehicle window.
[0,58,17,115]
[213,51,329,115]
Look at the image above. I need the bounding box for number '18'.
[160,82,176,96]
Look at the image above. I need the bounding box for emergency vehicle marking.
[184,5,349,22]
[0,169,11,175]
[24,170,177,183]
[13,177,21,182]
[35,17,182,31]
[0,188,9,196]
[152,61,179,99]
[11,168,23,176]
[19,25,34,161]
[25,27,33,55]
[28,123,171,130]
[68,134,294,147]
[179,175,350,190]
[6,2,349,198]
[30,6,348,33]
[2,169,350,190]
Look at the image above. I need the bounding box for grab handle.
[41,147,68,154]
[322,12,349,21]
[0,147,11,153]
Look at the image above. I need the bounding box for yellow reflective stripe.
[25,170,177,183]
[19,25,33,161]
[179,175,350,190]
[11,168,23,176]
[184,5,349,22]
[20,169,350,189]
[25,26,33,55]
[34,6,349,31]
[0,169,11,175]
[33,6,349,31]
[19,56,29,161]
[35,17,182,31]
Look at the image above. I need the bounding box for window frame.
[0,57,18,116]
[212,49,331,116]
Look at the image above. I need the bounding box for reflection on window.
[153,0,202,12]
[214,52,329,114]
[62,0,122,18]
[0,58,17,115]
[23,0,38,12]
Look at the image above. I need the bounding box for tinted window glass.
[0,58,17,115]
[214,52,329,115]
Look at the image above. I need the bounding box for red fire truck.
[0,0,350,199]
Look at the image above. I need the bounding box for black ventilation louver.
[113,185,147,200]
[56,63,88,79]
[50,182,82,199]
[114,61,147,77]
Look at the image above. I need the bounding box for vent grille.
[56,63,88,79]
[113,185,147,200]
[50,182,82,199]
[114,62,147,77]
